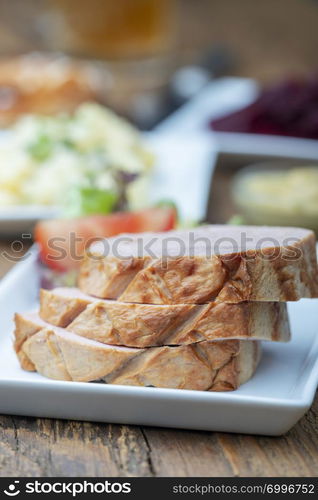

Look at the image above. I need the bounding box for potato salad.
[0,103,153,215]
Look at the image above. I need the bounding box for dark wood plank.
[140,428,235,477]
[0,242,32,279]
[141,393,318,477]
[214,394,318,477]
[0,392,317,477]
[0,418,154,477]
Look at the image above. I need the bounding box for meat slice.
[14,312,261,392]
[78,225,318,304]
[40,287,290,347]
[14,311,48,371]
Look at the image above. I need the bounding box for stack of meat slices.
[14,225,318,392]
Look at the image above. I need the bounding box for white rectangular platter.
[0,247,318,436]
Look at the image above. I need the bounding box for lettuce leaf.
[64,187,118,217]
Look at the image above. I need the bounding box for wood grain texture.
[0,395,317,477]
[1,0,318,477]
[0,418,154,477]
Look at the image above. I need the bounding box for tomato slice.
[34,207,177,271]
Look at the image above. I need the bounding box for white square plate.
[0,247,318,436]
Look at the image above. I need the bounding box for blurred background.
[0,0,318,275]
[1,0,318,126]
[1,0,318,78]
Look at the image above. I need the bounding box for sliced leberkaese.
[78,225,318,304]
[39,287,290,347]
[14,312,261,392]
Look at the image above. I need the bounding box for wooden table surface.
[0,243,317,477]
[0,0,317,478]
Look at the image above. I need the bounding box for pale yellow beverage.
[49,0,174,59]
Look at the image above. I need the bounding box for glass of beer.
[48,0,175,61]
[42,0,178,125]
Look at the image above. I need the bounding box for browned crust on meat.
[78,232,318,304]
[39,288,290,347]
[14,313,260,391]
